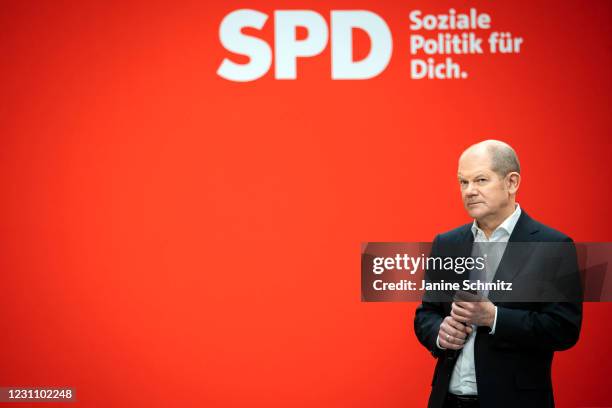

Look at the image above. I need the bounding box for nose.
[465,182,478,197]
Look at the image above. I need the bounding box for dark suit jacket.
[414,210,582,408]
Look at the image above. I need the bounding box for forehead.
[457,150,494,178]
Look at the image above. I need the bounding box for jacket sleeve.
[414,235,446,358]
[489,238,583,351]
[491,302,581,351]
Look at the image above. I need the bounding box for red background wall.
[0,1,610,407]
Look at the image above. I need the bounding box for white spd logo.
[217,10,392,82]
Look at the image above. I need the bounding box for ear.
[506,172,521,194]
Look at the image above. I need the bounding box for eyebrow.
[457,173,489,180]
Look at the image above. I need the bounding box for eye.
[477,178,487,184]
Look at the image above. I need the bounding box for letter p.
[274,10,328,79]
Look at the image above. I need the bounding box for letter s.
[217,9,272,82]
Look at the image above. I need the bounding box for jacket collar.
[460,208,539,243]
[508,210,540,242]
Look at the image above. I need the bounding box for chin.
[466,207,484,219]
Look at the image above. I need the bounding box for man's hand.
[437,315,473,350]
[451,298,496,328]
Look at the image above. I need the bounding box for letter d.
[410,59,427,79]
[331,11,392,79]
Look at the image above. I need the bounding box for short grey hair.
[487,142,521,176]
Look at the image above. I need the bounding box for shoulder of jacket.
[528,217,573,242]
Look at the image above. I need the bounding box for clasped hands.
[437,291,496,350]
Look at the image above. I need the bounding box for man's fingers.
[452,303,471,319]
[438,314,473,351]
[439,337,464,350]
[450,308,470,323]
[455,301,475,311]
[446,316,469,333]
[441,322,466,340]
[452,303,470,317]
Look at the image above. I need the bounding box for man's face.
[457,151,511,221]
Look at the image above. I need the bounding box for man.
[414,140,582,408]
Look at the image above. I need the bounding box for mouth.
[467,202,483,207]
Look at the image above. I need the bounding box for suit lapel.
[489,211,540,302]
[442,226,474,315]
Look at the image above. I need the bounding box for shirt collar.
[471,203,522,238]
